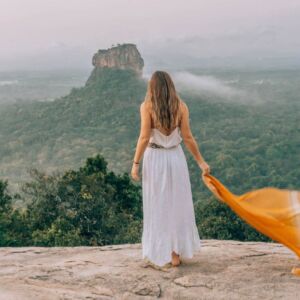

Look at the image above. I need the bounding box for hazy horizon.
[1,0,300,71]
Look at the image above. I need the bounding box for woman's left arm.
[131,102,151,181]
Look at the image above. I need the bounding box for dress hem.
[142,242,202,267]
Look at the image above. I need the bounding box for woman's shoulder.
[141,99,152,111]
[179,99,188,113]
[179,98,186,106]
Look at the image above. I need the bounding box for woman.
[131,70,210,267]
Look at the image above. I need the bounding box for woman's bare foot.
[171,251,181,266]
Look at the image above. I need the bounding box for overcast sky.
[1,0,300,70]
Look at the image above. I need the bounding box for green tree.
[21,153,142,246]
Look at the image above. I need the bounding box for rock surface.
[85,43,144,86]
[0,240,299,300]
[92,43,144,76]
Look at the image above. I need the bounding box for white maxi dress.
[142,126,202,267]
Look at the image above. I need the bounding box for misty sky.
[1,0,300,70]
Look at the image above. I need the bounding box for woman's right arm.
[180,101,210,174]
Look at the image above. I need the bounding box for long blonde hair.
[145,70,181,131]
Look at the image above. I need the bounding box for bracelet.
[133,161,140,165]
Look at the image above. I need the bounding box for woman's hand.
[131,163,140,181]
[198,161,211,175]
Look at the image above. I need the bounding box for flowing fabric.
[142,126,201,267]
[202,173,300,276]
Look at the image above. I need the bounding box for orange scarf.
[202,173,300,276]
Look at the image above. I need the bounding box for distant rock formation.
[0,240,299,299]
[85,43,144,85]
[94,43,143,74]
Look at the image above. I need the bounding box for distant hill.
[0,44,299,201]
[0,66,146,192]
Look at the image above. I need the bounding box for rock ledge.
[0,240,299,300]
